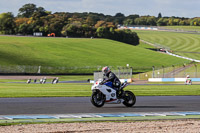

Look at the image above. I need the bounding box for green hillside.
[0,36,189,73]
[135,30,200,60]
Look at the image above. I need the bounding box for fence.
[134,63,200,80]
[0,65,140,75]
[0,65,101,74]
[0,64,199,80]
[0,65,39,74]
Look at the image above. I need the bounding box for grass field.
[0,36,189,73]
[135,30,200,60]
[0,83,200,97]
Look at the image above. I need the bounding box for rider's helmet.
[186,75,190,78]
[102,66,111,75]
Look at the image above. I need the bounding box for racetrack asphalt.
[0,96,200,115]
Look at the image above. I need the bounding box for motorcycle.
[185,78,192,85]
[91,80,136,107]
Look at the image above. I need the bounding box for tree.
[96,27,105,38]
[18,3,37,18]
[0,12,16,34]
[127,14,140,20]
[86,15,100,26]
[190,18,200,26]
[15,17,29,26]
[123,14,140,25]
[17,23,33,35]
[146,16,156,26]
[114,13,125,25]
[114,29,139,45]
[62,24,83,37]
[32,7,48,18]
[157,18,168,26]
[95,21,115,28]
[123,19,134,26]
[115,13,125,18]
[179,20,186,25]
[134,17,146,25]
[158,13,162,18]
[62,23,95,37]
[15,17,31,34]
[18,4,48,18]
[173,18,180,25]
[167,18,174,26]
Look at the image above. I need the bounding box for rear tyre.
[91,91,105,107]
[122,91,136,107]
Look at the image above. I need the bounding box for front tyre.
[122,91,136,107]
[91,91,105,107]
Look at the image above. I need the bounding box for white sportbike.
[91,80,136,107]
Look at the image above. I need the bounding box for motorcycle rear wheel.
[122,91,136,107]
[91,92,105,107]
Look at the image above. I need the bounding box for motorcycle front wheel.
[91,91,105,107]
[122,91,136,107]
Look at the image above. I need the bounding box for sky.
[0,0,200,18]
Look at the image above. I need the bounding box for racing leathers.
[100,71,121,90]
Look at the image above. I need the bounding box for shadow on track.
[134,106,176,108]
[102,106,176,109]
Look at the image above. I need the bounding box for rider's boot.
[117,88,124,98]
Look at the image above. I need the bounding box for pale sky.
[0,0,200,18]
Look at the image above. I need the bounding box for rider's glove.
[99,81,104,85]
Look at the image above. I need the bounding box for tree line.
[0,4,140,45]
[1,4,200,45]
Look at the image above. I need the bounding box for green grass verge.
[0,115,200,126]
[0,83,91,97]
[0,36,189,73]
[0,83,200,97]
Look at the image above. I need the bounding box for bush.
[61,24,96,37]
[96,27,139,46]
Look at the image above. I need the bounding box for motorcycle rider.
[185,75,192,85]
[100,66,122,96]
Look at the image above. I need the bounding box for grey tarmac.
[0,96,200,115]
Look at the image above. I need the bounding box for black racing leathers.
[101,71,121,89]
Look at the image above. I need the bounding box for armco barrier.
[119,26,158,31]
[166,50,200,63]
[149,78,200,82]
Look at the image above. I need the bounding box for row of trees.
[0,4,140,45]
[1,3,200,44]
[156,17,200,26]
[124,15,200,26]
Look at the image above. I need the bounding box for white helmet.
[102,66,111,74]
[187,75,190,78]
